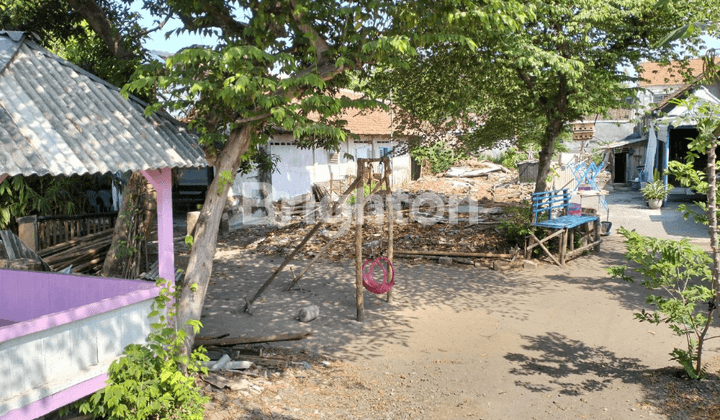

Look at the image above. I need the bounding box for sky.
[130,4,216,54]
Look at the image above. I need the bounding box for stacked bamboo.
[276,193,318,220]
[36,230,114,275]
[312,184,329,202]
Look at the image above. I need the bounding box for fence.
[17,212,118,251]
[519,160,578,191]
[552,165,578,191]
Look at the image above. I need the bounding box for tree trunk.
[534,75,567,193]
[177,125,252,357]
[101,172,156,278]
[534,118,563,193]
[708,133,720,315]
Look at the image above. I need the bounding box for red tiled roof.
[336,90,393,136]
[639,59,710,86]
[303,89,394,136]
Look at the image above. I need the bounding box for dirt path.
[193,230,720,420]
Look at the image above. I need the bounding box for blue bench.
[526,189,601,266]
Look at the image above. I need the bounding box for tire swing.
[362,257,395,294]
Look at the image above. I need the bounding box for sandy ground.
[155,182,720,420]
[188,185,720,419]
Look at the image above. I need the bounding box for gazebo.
[0,31,207,420]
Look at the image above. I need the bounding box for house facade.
[570,59,715,185]
[229,90,412,225]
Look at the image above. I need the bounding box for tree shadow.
[505,332,646,396]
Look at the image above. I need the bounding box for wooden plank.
[566,239,603,260]
[193,332,312,347]
[230,354,289,370]
[527,231,561,266]
[44,240,112,266]
[37,229,112,257]
[394,250,515,259]
[243,221,325,312]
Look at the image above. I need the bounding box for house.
[643,76,720,189]
[0,31,207,420]
[598,58,720,193]
[229,89,412,225]
[570,59,715,185]
[637,59,710,108]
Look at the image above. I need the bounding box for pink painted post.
[141,169,175,284]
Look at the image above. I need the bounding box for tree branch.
[66,0,133,60]
[517,69,534,89]
[235,113,272,124]
[288,0,333,62]
[137,11,173,38]
[175,3,247,37]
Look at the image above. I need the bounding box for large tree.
[373,0,720,192]
[117,0,422,356]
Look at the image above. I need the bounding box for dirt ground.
[182,221,720,420]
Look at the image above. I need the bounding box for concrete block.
[96,317,123,363]
[438,257,453,265]
[523,260,538,270]
[493,260,508,271]
[298,305,320,322]
[0,338,45,399]
[72,323,99,370]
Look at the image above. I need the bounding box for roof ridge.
[0,31,25,75]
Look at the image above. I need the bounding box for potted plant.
[642,179,673,209]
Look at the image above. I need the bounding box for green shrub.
[410,141,467,174]
[349,180,384,205]
[608,227,715,379]
[74,278,210,419]
[500,202,535,246]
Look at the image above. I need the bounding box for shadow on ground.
[506,332,646,395]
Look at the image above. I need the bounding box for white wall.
[232,169,264,199]
[0,299,153,416]
[229,135,412,204]
[271,144,315,200]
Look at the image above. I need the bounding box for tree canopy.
[371,0,720,191]
[4,0,720,356]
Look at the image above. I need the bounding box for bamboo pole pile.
[37,229,114,274]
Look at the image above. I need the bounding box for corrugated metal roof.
[0,31,207,177]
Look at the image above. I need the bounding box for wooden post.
[17,215,38,251]
[356,161,365,322]
[252,177,363,300]
[244,221,325,311]
[559,228,568,266]
[568,228,574,252]
[594,220,601,252]
[384,158,394,303]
